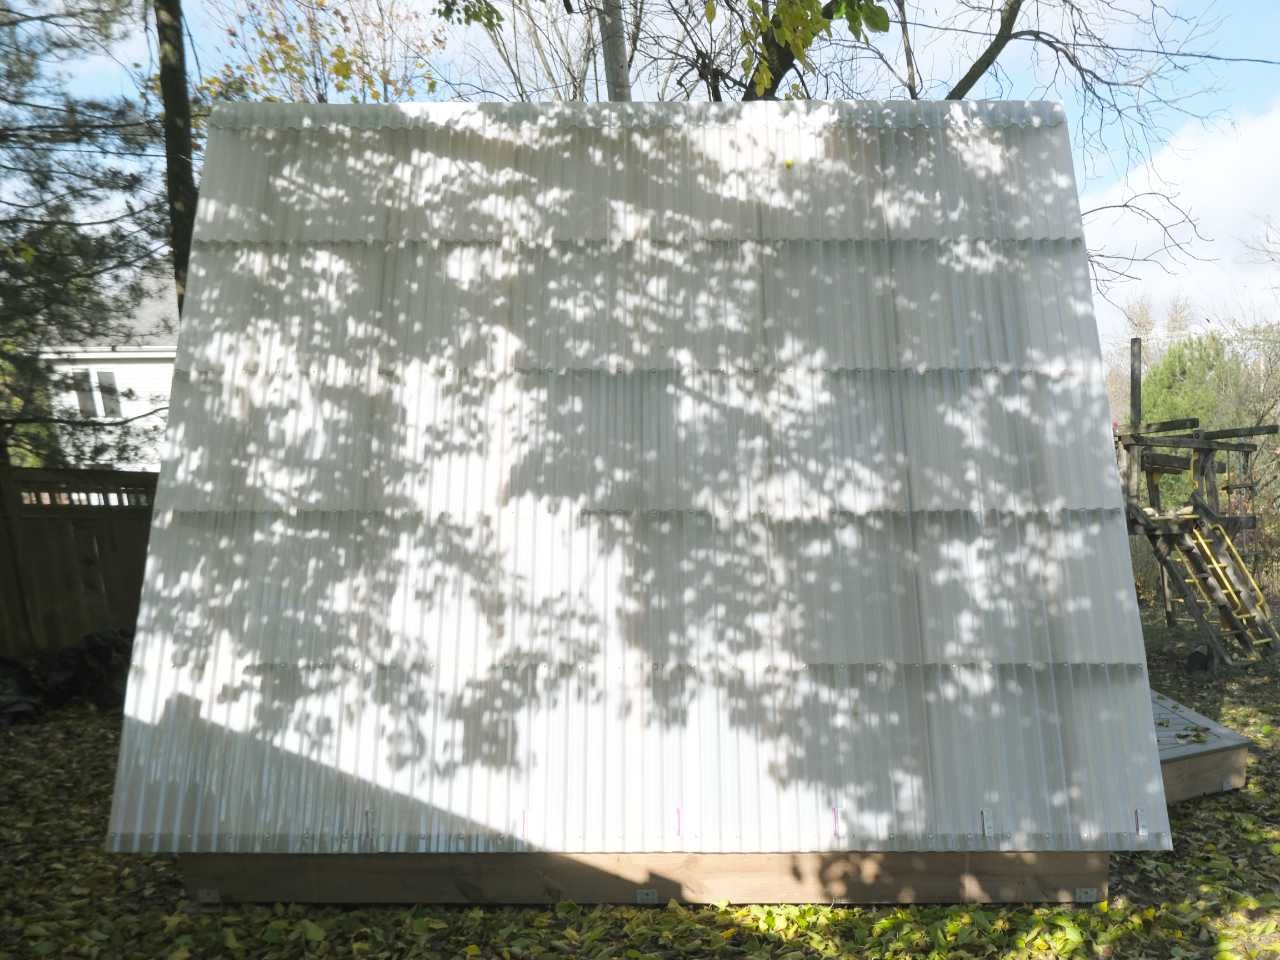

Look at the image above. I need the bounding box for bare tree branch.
[0,406,169,429]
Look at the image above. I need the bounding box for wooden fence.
[0,466,157,659]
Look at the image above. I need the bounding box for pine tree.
[0,1,166,465]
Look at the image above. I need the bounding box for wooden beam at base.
[178,851,1109,906]
[1162,746,1248,805]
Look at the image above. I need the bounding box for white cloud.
[1082,98,1280,346]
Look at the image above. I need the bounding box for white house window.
[70,368,125,418]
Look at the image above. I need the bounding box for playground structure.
[1118,337,1279,668]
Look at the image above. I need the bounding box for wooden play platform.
[1154,690,1250,804]
[1119,337,1279,669]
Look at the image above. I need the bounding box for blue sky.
[1065,0,1280,340]
[1066,0,1280,190]
[67,0,1280,340]
[72,1,1280,184]
[1185,0,1280,117]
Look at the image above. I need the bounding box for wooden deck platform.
[1154,691,1250,804]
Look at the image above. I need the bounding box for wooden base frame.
[1162,745,1248,805]
[179,851,1109,906]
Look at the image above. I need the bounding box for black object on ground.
[0,628,134,722]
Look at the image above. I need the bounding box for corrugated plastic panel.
[195,102,1079,245]
[177,238,1098,376]
[159,363,1116,517]
[109,101,1170,856]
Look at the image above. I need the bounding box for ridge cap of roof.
[209,98,1066,132]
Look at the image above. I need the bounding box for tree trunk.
[743,0,837,101]
[945,0,1024,99]
[153,0,198,315]
[599,0,631,101]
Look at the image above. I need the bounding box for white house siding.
[45,347,175,470]
[108,101,1171,856]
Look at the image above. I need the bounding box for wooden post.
[1130,337,1142,428]
[1124,339,1144,503]
[1239,451,1255,563]
[1191,450,1221,513]
[1145,470,1176,628]
[1204,452,1220,512]
[0,464,36,653]
[1118,441,1142,506]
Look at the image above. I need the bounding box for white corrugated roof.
[108,100,1171,856]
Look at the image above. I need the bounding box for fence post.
[0,464,36,653]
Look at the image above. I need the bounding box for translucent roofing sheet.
[108,101,1170,856]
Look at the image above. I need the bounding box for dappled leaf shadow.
[110,101,1170,886]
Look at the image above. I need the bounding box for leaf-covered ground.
[2,621,1278,960]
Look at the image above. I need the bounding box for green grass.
[2,622,1278,959]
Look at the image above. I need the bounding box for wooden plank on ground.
[178,851,1110,906]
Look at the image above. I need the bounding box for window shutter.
[98,371,122,417]
[72,369,97,417]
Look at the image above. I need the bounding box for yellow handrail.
[1190,526,1244,614]
[1213,524,1274,620]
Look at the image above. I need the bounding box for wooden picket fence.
[0,466,156,658]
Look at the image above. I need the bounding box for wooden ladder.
[1132,499,1278,668]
